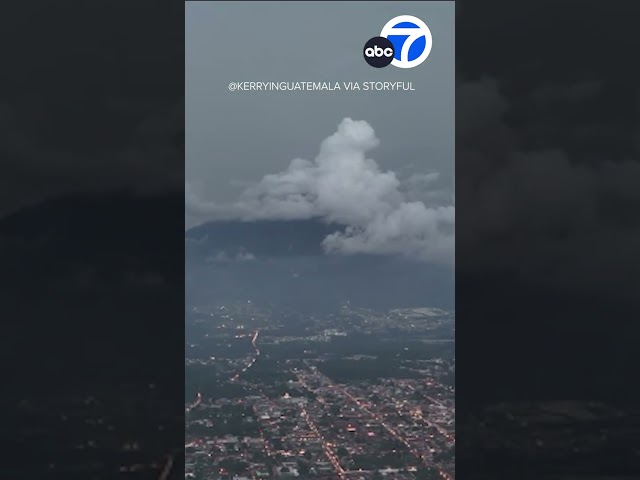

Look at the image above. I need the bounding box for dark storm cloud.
[0,0,184,219]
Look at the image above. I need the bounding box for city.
[185,302,455,479]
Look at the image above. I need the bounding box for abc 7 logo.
[363,37,395,68]
[364,15,433,69]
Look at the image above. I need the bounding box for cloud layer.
[186,118,454,264]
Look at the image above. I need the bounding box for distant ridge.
[186,218,454,311]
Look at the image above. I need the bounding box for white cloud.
[186,118,454,264]
[206,249,256,263]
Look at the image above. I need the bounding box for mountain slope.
[185,218,454,311]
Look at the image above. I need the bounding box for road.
[299,405,346,479]
[158,453,174,480]
[231,330,260,382]
[296,369,454,480]
[405,382,455,442]
[186,392,202,413]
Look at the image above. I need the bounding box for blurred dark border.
[0,1,184,479]
[456,0,640,478]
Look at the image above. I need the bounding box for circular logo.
[363,36,395,68]
[380,15,432,69]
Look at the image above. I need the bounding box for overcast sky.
[186,1,455,236]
